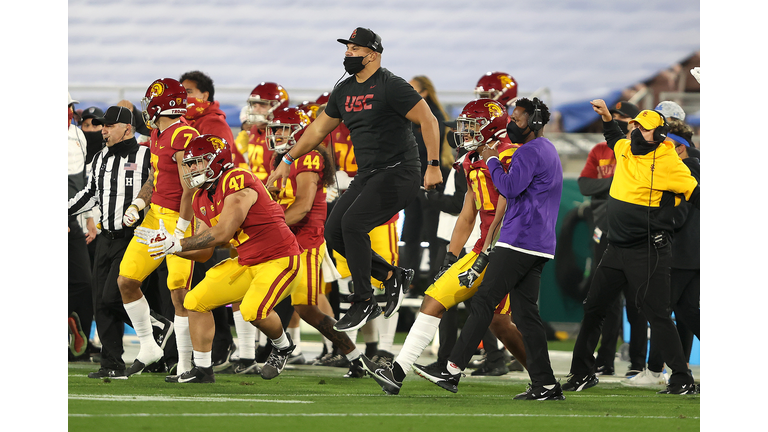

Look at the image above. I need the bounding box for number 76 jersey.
[192,167,302,266]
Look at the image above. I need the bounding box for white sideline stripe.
[68,413,699,419]
[68,395,311,404]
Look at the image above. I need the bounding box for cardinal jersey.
[247,126,273,184]
[329,122,358,177]
[275,150,327,249]
[459,140,516,253]
[192,167,301,266]
[149,121,200,211]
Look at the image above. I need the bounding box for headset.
[652,111,670,144]
[528,97,544,134]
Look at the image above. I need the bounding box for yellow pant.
[291,243,325,306]
[333,219,399,287]
[183,254,302,321]
[119,204,194,290]
[425,251,510,314]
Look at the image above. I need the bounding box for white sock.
[174,315,193,374]
[362,318,378,344]
[233,310,256,360]
[271,330,291,350]
[378,311,399,352]
[123,296,157,349]
[345,348,362,362]
[446,361,462,375]
[322,335,333,354]
[193,350,212,368]
[394,313,441,375]
[287,326,302,355]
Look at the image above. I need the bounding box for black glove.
[458,252,489,288]
[434,251,458,282]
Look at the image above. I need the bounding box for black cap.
[93,106,134,126]
[337,27,383,53]
[80,106,104,121]
[610,101,640,119]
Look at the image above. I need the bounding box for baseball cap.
[68,92,79,106]
[609,101,640,119]
[337,27,383,53]
[81,106,105,121]
[93,106,134,126]
[654,101,686,121]
[631,110,666,130]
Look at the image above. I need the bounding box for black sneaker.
[513,383,566,400]
[561,373,599,392]
[343,357,366,378]
[595,365,615,376]
[657,382,699,395]
[382,267,415,318]
[333,300,382,332]
[125,359,149,377]
[361,355,402,395]
[212,342,237,372]
[87,368,127,379]
[507,359,525,372]
[286,353,306,365]
[261,335,295,380]
[256,344,271,363]
[412,362,461,393]
[233,358,262,375]
[176,366,215,383]
[471,364,508,376]
[149,311,174,350]
[313,353,349,368]
[371,350,395,367]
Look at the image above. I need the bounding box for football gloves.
[123,204,141,227]
[135,220,182,260]
[457,252,489,288]
[434,251,458,282]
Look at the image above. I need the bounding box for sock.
[345,348,362,362]
[378,311,399,352]
[271,330,291,350]
[394,313,441,375]
[392,361,406,382]
[174,315,193,374]
[287,326,302,355]
[322,336,333,354]
[446,361,462,375]
[543,384,555,390]
[362,318,378,343]
[123,296,157,349]
[193,350,212,368]
[233,310,256,360]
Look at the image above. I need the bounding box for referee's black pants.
[570,241,694,386]
[91,233,133,371]
[325,165,420,303]
[448,247,556,387]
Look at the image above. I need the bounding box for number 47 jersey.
[192,167,302,266]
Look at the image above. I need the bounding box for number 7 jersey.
[192,167,302,266]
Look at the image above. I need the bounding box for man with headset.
[562,99,700,395]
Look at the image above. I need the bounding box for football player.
[474,71,518,108]
[245,82,290,183]
[119,78,200,377]
[361,99,528,395]
[135,134,304,383]
[266,107,366,375]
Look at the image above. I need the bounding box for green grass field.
[68,349,700,432]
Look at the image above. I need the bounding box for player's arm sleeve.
[602,120,625,151]
[578,177,612,197]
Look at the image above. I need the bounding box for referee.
[68,106,172,378]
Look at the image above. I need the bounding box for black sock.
[365,342,378,358]
[392,362,406,382]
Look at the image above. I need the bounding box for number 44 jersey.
[192,167,302,266]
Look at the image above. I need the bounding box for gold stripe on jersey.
[170,125,199,150]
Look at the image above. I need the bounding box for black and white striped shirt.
[68,138,151,233]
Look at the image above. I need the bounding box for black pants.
[570,241,693,386]
[91,233,133,370]
[69,217,93,343]
[325,165,420,302]
[448,247,555,387]
[647,267,700,372]
[400,193,442,288]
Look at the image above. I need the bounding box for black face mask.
[506,121,531,144]
[343,56,366,75]
[616,120,629,135]
[83,130,106,152]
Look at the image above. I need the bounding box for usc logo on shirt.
[345,95,374,112]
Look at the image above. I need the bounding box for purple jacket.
[486,136,562,258]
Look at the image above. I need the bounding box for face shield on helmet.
[265,107,310,154]
[181,153,215,189]
[455,117,488,151]
[181,135,233,189]
[246,83,289,126]
[454,99,509,152]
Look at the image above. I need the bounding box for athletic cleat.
[212,342,237,372]
[313,353,350,368]
[165,374,180,383]
[68,312,89,357]
[371,350,395,367]
[595,365,615,376]
[261,336,295,380]
[382,267,415,318]
[561,373,599,392]
[334,299,382,332]
[471,364,508,376]
[176,365,215,383]
[412,362,461,393]
[361,355,401,394]
[625,368,643,377]
[513,383,566,400]
[149,311,174,350]
[87,368,127,379]
[125,344,164,377]
[126,360,149,377]
[507,359,525,372]
[232,358,261,375]
[286,353,306,365]
[343,358,367,378]
[657,382,699,395]
[621,368,667,387]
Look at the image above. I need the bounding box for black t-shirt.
[325,68,421,173]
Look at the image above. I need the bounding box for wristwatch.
[427,160,440,167]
